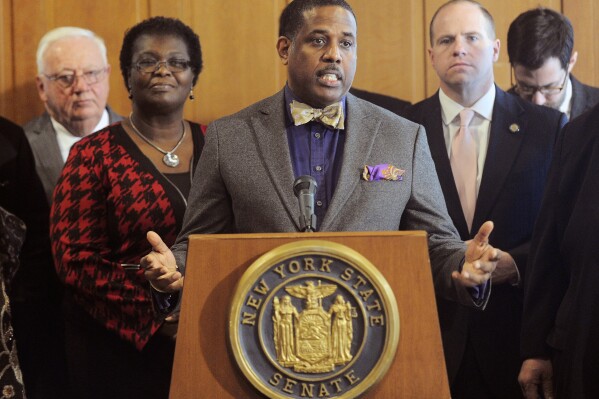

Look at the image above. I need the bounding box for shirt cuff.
[511,261,521,287]
[151,288,180,315]
[468,280,489,302]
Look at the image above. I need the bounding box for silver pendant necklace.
[129,112,186,167]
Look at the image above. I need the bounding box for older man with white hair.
[25,26,122,204]
[17,27,121,399]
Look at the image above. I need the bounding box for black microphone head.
[293,175,318,197]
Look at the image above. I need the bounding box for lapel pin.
[509,123,520,133]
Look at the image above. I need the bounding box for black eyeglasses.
[134,59,191,74]
[43,68,107,89]
[512,68,569,98]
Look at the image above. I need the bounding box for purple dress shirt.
[284,85,346,229]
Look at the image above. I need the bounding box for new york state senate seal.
[229,240,400,399]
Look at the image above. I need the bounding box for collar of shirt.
[438,84,496,196]
[51,109,110,162]
[439,84,495,126]
[559,76,573,119]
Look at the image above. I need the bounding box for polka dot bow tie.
[290,100,345,130]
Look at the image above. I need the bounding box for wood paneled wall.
[0,0,594,126]
[564,0,599,86]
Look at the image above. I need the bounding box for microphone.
[293,175,318,232]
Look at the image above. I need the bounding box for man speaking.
[143,0,500,312]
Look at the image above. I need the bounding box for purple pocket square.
[362,164,405,181]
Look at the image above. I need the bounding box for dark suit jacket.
[0,116,58,301]
[349,87,411,117]
[406,87,566,398]
[522,103,599,398]
[570,75,599,119]
[24,106,123,204]
[172,89,489,308]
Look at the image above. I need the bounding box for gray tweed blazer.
[173,90,482,307]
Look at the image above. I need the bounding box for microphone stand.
[300,214,317,232]
[293,175,318,233]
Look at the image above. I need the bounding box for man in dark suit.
[507,7,599,120]
[518,102,599,399]
[0,116,69,399]
[349,87,411,116]
[143,0,502,320]
[406,1,566,398]
[24,26,122,204]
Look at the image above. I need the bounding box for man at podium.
[142,0,500,316]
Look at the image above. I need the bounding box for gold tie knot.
[290,100,345,129]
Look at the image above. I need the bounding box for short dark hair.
[429,0,495,46]
[507,7,573,70]
[279,0,356,40]
[119,16,203,89]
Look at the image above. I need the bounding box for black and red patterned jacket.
[50,122,205,350]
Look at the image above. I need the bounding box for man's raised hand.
[141,231,184,293]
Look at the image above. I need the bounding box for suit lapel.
[423,95,471,238]
[250,91,300,230]
[107,105,124,124]
[320,94,380,230]
[570,75,591,119]
[30,114,64,187]
[472,88,525,231]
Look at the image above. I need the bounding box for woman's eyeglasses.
[134,59,191,74]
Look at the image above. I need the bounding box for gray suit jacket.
[172,90,483,307]
[24,106,123,204]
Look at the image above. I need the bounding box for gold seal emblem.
[229,240,400,399]
[274,281,356,373]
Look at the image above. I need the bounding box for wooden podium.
[169,231,450,399]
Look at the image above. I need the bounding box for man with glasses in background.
[507,7,599,120]
[19,27,121,399]
[25,26,122,204]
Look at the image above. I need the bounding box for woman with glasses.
[50,17,205,399]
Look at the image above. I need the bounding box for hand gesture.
[452,221,500,287]
[141,231,184,293]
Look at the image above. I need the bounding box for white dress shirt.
[52,109,109,162]
[439,85,496,196]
